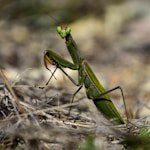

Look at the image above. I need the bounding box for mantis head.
[56,26,71,39]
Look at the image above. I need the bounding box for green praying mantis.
[44,26,127,125]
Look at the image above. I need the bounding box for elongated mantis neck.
[57,26,82,65]
[67,34,84,65]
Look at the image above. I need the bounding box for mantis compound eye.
[56,26,61,34]
[65,27,71,34]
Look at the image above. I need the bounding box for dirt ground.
[0,1,150,149]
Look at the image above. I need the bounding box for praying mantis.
[44,26,126,125]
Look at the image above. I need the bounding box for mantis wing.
[83,61,124,124]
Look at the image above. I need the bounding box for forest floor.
[0,1,150,149]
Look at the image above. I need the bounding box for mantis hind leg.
[95,86,128,124]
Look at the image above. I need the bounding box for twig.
[0,69,21,112]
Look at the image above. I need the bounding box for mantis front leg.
[44,49,84,115]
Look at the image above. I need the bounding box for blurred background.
[0,0,150,118]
